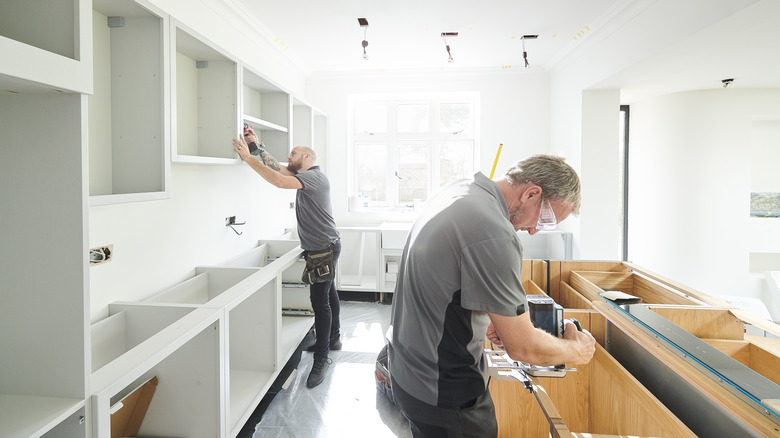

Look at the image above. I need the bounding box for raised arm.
[233,136,301,189]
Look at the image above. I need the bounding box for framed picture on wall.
[750,192,780,217]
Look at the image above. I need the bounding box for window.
[349,93,479,210]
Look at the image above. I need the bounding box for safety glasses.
[536,199,557,231]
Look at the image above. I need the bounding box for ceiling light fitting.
[521,35,538,69]
[722,78,734,88]
[441,32,458,63]
[358,18,369,60]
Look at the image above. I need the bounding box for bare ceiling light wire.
[358,18,369,60]
[521,35,538,69]
[442,32,458,63]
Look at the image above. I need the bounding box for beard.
[287,160,302,173]
[508,204,532,231]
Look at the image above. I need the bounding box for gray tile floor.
[243,301,412,438]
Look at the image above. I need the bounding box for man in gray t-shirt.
[389,155,596,437]
[234,134,340,389]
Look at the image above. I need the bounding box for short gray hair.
[504,154,581,214]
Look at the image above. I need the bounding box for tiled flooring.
[240,301,412,438]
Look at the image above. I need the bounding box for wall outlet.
[89,244,113,265]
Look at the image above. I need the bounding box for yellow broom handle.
[489,143,503,178]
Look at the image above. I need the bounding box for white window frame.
[348,92,480,212]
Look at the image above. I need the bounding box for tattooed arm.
[233,137,302,189]
[256,147,295,176]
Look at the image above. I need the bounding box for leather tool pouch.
[301,245,335,284]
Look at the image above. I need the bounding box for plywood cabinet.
[493,260,780,437]
[491,345,695,437]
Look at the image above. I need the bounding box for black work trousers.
[392,379,498,438]
[308,240,341,359]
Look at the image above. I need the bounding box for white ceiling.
[234,0,780,102]
[233,0,625,74]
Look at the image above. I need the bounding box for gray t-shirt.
[389,172,527,407]
[293,166,340,250]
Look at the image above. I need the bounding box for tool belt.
[301,244,335,284]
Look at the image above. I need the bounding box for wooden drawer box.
[491,312,694,437]
[596,301,780,437]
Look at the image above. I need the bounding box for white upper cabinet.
[89,0,170,205]
[0,0,92,94]
[172,20,239,164]
[242,67,290,163]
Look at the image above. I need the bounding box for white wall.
[89,164,296,321]
[87,0,305,322]
[549,0,780,318]
[628,89,780,314]
[306,70,551,227]
[580,90,622,260]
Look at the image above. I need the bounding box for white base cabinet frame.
[337,226,381,293]
[381,250,403,293]
[142,267,263,307]
[255,239,310,308]
[0,397,86,438]
[89,242,310,437]
[230,240,312,365]
[220,241,314,372]
[91,307,224,438]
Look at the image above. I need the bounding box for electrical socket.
[89,244,113,265]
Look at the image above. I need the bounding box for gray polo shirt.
[389,172,527,407]
[293,166,340,251]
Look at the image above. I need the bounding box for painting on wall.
[750,193,780,217]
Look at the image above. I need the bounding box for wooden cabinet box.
[503,260,780,437]
[491,347,694,437]
[547,261,713,310]
[491,307,694,437]
[492,260,780,436]
[597,302,780,437]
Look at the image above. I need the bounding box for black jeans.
[308,240,341,359]
[392,380,498,438]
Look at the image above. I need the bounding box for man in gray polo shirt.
[389,154,596,437]
[234,135,340,389]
